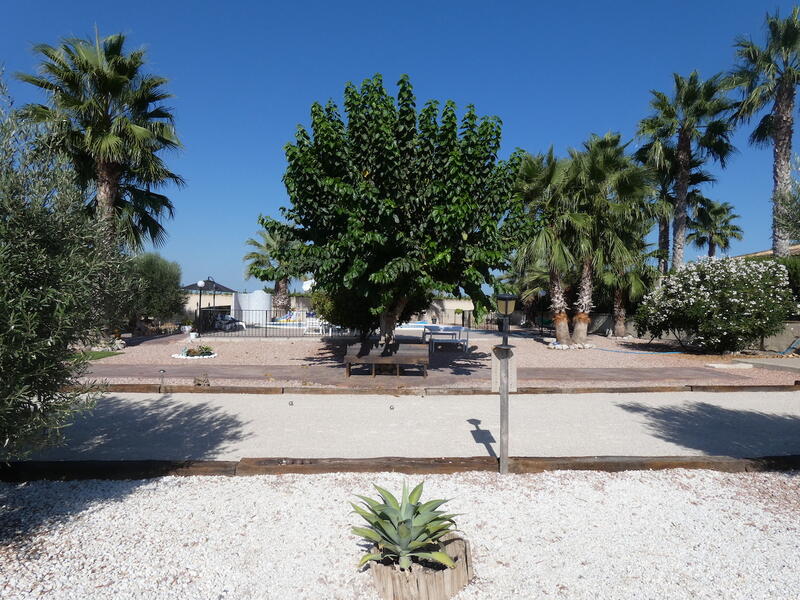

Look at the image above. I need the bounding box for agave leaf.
[357,552,384,568]
[408,540,434,550]
[351,503,380,524]
[408,482,424,505]
[354,494,384,512]
[373,485,401,511]
[417,498,448,513]
[398,555,412,570]
[351,526,383,543]
[411,551,456,569]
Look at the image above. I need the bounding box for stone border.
[3,455,799,481]
[64,383,800,396]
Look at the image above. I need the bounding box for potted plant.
[351,482,473,600]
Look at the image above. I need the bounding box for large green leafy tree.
[730,7,800,258]
[638,72,736,269]
[0,87,130,458]
[17,31,183,250]
[255,75,522,342]
[687,195,743,257]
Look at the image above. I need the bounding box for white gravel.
[2,470,799,599]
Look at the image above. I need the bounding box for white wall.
[232,291,273,326]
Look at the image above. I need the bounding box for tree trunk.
[380,297,408,346]
[613,287,627,337]
[708,241,716,258]
[96,161,121,237]
[671,131,691,270]
[549,269,571,345]
[572,258,593,344]
[273,278,291,313]
[772,81,795,258]
[658,216,670,275]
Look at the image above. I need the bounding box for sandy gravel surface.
[2,471,799,599]
[89,333,799,387]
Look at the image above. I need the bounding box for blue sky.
[2,1,797,291]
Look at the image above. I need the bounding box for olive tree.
[128,252,187,324]
[255,75,522,342]
[0,87,129,458]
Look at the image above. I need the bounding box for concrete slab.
[31,390,800,461]
[735,358,800,373]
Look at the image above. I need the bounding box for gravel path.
[89,334,799,388]
[1,471,798,599]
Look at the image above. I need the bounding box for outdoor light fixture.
[196,280,206,328]
[496,293,517,317]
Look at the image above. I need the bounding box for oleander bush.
[635,258,796,353]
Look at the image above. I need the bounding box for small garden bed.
[171,345,217,360]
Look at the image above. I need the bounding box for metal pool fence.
[195,308,475,338]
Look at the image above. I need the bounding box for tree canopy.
[128,253,187,322]
[17,31,183,250]
[254,74,523,340]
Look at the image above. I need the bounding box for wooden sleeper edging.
[3,455,800,481]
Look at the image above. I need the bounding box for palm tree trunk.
[658,216,670,275]
[96,161,120,235]
[613,287,627,337]
[572,259,593,344]
[549,270,571,345]
[772,81,795,258]
[273,278,291,313]
[708,241,716,258]
[671,131,691,269]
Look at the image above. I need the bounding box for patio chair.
[303,317,327,336]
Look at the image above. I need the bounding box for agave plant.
[351,482,458,571]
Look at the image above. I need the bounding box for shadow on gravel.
[0,395,249,546]
[618,401,800,457]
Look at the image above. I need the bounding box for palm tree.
[730,7,800,257]
[515,149,586,345]
[567,133,652,344]
[637,72,736,269]
[16,31,182,249]
[687,196,743,257]
[244,228,292,313]
[634,143,715,275]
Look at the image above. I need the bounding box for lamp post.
[494,293,517,474]
[197,279,205,330]
[207,275,216,308]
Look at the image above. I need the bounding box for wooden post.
[499,345,509,475]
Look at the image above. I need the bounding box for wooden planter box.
[369,536,474,600]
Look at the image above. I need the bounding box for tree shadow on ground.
[296,338,350,368]
[0,395,250,546]
[614,338,700,354]
[617,401,800,457]
[429,347,490,376]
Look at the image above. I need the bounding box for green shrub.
[0,94,130,458]
[746,255,800,306]
[351,482,457,571]
[635,258,795,353]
